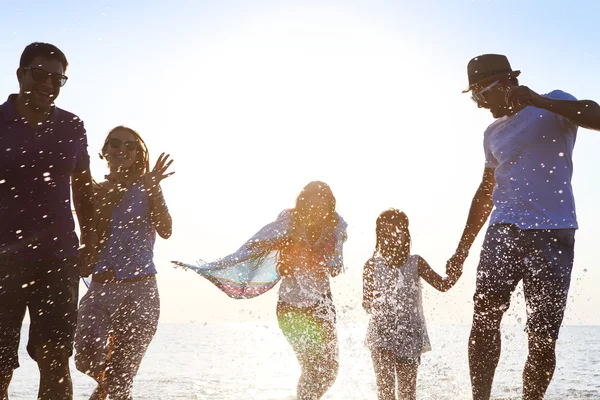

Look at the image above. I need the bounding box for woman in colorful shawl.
[173,181,347,400]
[74,126,174,400]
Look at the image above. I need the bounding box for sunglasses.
[471,80,500,103]
[23,67,68,88]
[108,137,138,151]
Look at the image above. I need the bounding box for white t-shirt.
[484,90,578,229]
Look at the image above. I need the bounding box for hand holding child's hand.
[446,259,463,282]
[446,249,467,282]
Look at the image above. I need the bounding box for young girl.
[363,209,460,400]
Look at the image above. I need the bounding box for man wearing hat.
[446,54,600,400]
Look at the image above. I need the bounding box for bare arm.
[72,169,95,236]
[446,167,495,276]
[456,167,495,253]
[506,86,600,131]
[72,169,98,276]
[418,255,458,292]
[143,153,174,239]
[147,187,172,239]
[362,258,375,313]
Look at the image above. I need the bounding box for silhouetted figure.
[172,181,347,400]
[447,54,600,400]
[0,42,96,400]
[74,126,173,400]
[363,209,460,400]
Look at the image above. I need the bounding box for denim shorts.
[0,256,79,372]
[474,224,575,339]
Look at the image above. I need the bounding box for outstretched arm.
[506,86,600,131]
[418,255,459,292]
[446,167,495,276]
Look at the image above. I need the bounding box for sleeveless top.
[93,180,157,280]
[365,254,431,358]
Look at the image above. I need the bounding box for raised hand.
[505,85,544,108]
[143,153,175,195]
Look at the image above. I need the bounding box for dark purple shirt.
[0,94,90,261]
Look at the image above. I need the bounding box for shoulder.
[335,212,348,229]
[412,254,425,266]
[53,106,86,134]
[277,208,294,221]
[484,116,510,137]
[0,99,9,114]
[364,255,377,267]
[543,89,577,102]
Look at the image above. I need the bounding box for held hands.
[445,248,468,282]
[505,85,545,109]
[143,153,175,196]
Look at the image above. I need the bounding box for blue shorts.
[474,224,575,339]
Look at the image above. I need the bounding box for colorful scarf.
[172,209,347,299]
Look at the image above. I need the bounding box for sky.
[1,0,599,326]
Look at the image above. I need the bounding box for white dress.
[365,254,432,358]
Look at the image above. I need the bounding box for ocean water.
[9,323,600,399]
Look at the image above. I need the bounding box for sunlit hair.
[101,125,150,182]
[375,208,411,267]
[293,181,338,229]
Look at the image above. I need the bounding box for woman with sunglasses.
[74,126,174,400]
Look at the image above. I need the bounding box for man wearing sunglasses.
[0,43,96,400]
[446,54,600,400]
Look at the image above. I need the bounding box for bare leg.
[469,308,504,400]
[522,334,557,400]
[36,344,73,400]
[89,384,108,400]
[297,358,338,400]
[295,321,339,400]
[103,286,159,400]
[396,361,417,400]
[278,301,339,400]
[0,371,12,400]
[89,337,112,400]
[370,349,396,400]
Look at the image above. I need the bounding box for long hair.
[291,181,338,245]
[374,208,411,268]
[101,125,150,184]
[93,126,150,255]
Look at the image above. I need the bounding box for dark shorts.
[474,224,575,339]
[0,255,79,372]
